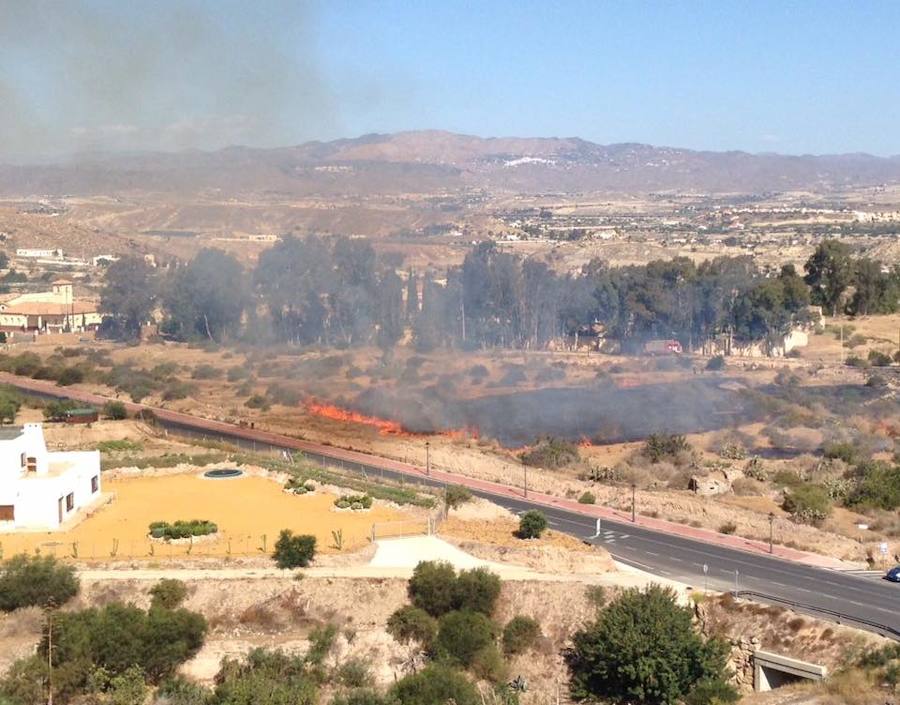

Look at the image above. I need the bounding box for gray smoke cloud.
[0,0,338,161]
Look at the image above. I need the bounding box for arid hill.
[2,131,900,197]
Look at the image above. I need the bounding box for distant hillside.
[2,130,900,196]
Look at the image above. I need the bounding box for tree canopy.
[567,585,731,705]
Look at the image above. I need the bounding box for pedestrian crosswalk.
[597,529,630,544]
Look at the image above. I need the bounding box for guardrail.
[732,590,900,641]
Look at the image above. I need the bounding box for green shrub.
[42,398,79,421]
[846,461,900,511]
[0,554,79,611]
[191,364,222,380]
[57,366,84,386]
[584,585,607,609]
[782,484,832,525]
[845,355,870,368]
[408,561,458,616]
[334,494,372,510]
[642,433,691,463]
[387,605,437,646]
[406,562,500,618]
[305,623,338,667]
[867,350,893,367]
[150,579,188,609]
[520,436,580,469]
[336,658,372,688]
[434,610,496,667]
[454,567,501,616]
[102,400,128,420]
[444,485,473,512]
[330,690,391,705]
[823,441,859,464]
[705,355,726,371]
[272,530,316,569]
[470,644,507,683]
[517,510,548,539]
[97,439,143,452]
[771,469,803,489]
[578,491,596,504]
[213,648,317,705]
[44,601,206,685]
[0,386,23,423]
[502,615,541,655]
[567,585,730,705]
[683,678,740,705]
[149,519,218,540]
[162,381,195,401]
[389,663,478,705]
[866,372,888,388]
[227,365,250,382]
[244,394,269,409]
[718,521,737,535]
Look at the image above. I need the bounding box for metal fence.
[370,519,431,541]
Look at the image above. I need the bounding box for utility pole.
[522,458,528,498]
[768,512,775,554]
[839,324,844,364]
[631,483,636,522]
[46,602,54,705]
[425,441,430,477]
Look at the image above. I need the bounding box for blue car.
[886,566,900,583]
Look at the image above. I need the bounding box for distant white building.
[16,248,63,259]
[0,424,101,530]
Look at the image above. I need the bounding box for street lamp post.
[768,512,774,554]
[521,458,528,498]
[631,483,636,522]
[425,441,431,477]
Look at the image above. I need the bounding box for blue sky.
[1,1,898,159]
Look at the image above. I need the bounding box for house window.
[0,505,14,521]
[65,493,74,512]
[91,476,99,494]
[26,457,37,473]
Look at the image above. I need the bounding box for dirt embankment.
[697,593,889,696]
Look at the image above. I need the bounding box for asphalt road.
[167,422,900,640]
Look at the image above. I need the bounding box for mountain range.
[2,130,900,197]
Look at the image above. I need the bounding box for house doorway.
[57,497,64,524]
[0,505,14,521]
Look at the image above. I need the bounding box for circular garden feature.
[203,468,243,479]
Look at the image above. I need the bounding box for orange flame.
[307,399,406,435]
[442,427,481,441]
[306,398,479,440]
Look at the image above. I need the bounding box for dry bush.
[732,477,765,496]
[821,667,882,705]
[0,606,43,638]
[238,604,279,630]
[787,616,806,632]
[86,582,138,608]
[664,467,694,490]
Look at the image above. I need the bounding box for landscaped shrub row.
[284,478,317,494]
[334,493,373,510]
[149,519,218,540]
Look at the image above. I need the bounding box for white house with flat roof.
[0,423,101,530]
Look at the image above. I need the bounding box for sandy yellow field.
[0,473,406,560]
